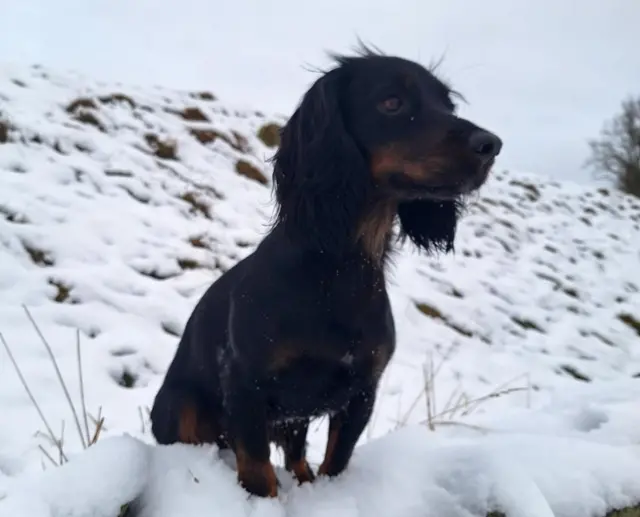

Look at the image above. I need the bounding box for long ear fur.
[397,200,462,254]
[271,68,370,255]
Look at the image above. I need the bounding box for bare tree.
[586,96,640,197]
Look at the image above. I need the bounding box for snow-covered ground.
[1,64,640,516]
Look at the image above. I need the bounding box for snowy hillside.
[1,64,640,517]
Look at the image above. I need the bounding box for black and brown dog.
[150,46,502,498]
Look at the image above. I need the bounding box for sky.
[1,0,639,183]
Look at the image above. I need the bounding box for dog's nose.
[468,130,502,160]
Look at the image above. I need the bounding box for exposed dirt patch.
[416,302,474,339]
[144,133,178,160]
[66,97,99,113]
[72,109,106,132]
[231,130,250,152]
[235,159,267,185]
[559,364,591,382]
[511,316,545,333]
[191,91,216,101]
[180,191,211,219]
[0,205,29,223]
[0,119,10,143]
[23,242,54,266]
[509,179,541,202]
[177,107,209,122]
[132,266,179,281]
[188,235,210,249]
[189,128,221,145]
[177,258,202,270]
[113,368,137,388]
[98,93,136,109]
[105,169,134,178]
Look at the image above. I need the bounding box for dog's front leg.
[317,383,377,478]
[224,365,278,498]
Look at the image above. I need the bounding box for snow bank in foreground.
[0,435,150,517]
[3,426,640,517]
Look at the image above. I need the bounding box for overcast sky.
[1,0,639,183]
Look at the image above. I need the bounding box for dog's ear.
[272,68,370,255]
[397,200,462,254]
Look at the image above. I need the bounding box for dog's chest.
[263,314,395,422]
[263,353,374,422]
[260,257,396,421]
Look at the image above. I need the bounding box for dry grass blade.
[90,417,105,445]
[138,406,146,434]
[399,341,457,427]
[449,391,471,420]
[58,420,66,465]
[427,420,492,433]
[76,329,90,448]
[22,305,86,450]
[423,359,435,431]
[38,443,60,467]
[1,331,68,463]
[89,406,105,445]
[435,386,528,420]
[441,383,462,418]
[460,373,529,416]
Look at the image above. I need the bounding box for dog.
[150,46,502,498]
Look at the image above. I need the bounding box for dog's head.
[272,46,502,255]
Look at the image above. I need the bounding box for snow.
[0,435,150,517]
[127,426,640,517]
[0,64,639,516]
[3,424,640,517]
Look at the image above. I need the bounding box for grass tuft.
[23,242,54,267]
[1,308,106,467]
[257,122,282,148]
[235,159,268,185]
[180,191,211,219]
[48,279,72,303]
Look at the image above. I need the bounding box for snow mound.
[133,428,640,517]
[0,435,149,517]
[3,426,640,517]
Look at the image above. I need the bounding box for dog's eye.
[379,96,403,115]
